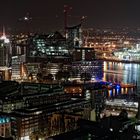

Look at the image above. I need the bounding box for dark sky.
[1,0,140,33]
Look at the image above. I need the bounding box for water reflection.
[103,61,140,90]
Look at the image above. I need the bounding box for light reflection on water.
[103,61,140,91]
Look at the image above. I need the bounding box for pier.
[103,83,137,98]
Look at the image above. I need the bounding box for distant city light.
[24,16,29,21]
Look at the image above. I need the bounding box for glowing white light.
[35,111,42,114]
[4,38,10,43]
[21,136,29,140]
[0,35,10,43]
[0,35,6,40]
[24,17,28,20]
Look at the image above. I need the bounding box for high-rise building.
[0,115,11,138]
[0,28,11,80]
[11,55,26,80]
[0,27,11,66]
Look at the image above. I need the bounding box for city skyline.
[1,0,140,33]
[1,1,140,139]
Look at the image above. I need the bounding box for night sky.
[1,0,140,33]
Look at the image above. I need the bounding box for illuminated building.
[26,32,71,77]
[46,63,61,76]
[64,81,107,121]
[10,99,90,140]
[0,82,66,113]
[0,40,9,66]
[113,44,140,61]
[11,55,26,80]
[73,47,95,61]
[0,27,11,66]
[11,32,71,80]
[72,61,103,80]
[25,63,41,80]
[72,47,103,80]
[0,27,11,80]
[0,114,11,138]
[27,32,68,59]
[8,83,90,140]
[11,33,28,56]
[1,97,24,113]
[24,24,77,79]
[0,81,91,139]
[10,25,85,80]
[0,81,23,113]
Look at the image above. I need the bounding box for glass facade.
[28,32,69,58]
[72,60,104,81]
